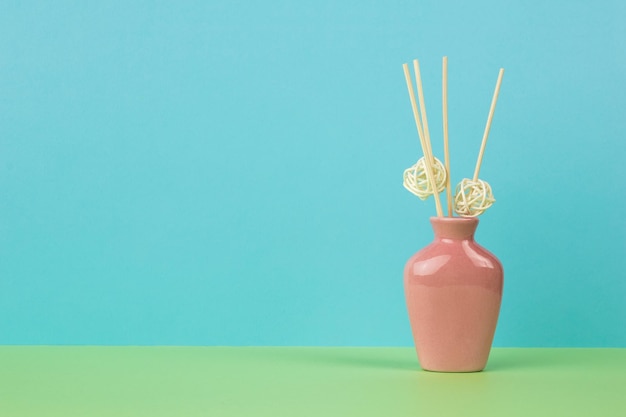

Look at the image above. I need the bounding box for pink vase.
[404,217,503,372]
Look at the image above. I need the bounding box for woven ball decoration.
[403,157,447,200]
[454,178,495,217]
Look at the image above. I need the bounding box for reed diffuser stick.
[442,57,452,217]
[403,63,443,217]
[473,68,504,181]
[412,60,443,216]
[413,60,435,168]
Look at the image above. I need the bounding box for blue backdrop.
[0,0,624,346]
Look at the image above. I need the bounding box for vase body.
[404,217,503,372]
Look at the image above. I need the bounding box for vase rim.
[429,216,478,239]
[429,216,479,224]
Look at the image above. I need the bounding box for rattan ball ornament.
[403,157,447,200]
[454,178,495,217]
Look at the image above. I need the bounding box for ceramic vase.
[404,216,503,372]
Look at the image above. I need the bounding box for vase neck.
[430,217,478,241]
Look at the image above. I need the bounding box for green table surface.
[1,347,625,416]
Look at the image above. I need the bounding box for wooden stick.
[412,60,443,217]
[442,56,452,217]
[402,64,427,158]
[413,59,443,217]
[403,63,443,217]
[473,68,504,181]
[413,60,435,167]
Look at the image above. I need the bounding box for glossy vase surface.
[404,217,503,372]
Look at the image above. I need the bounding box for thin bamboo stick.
[473,68,504,181]
[413,60,435,167]
[442,56,452,217]
[402,63,443,217]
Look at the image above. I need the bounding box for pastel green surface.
[1,347,624,416]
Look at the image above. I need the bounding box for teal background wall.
[0,1,624,346]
